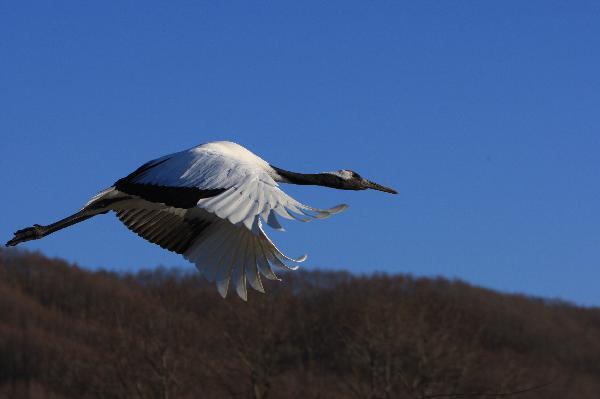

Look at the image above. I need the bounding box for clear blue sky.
[2,1,599,305]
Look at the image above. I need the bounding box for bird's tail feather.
[6,210,102,247]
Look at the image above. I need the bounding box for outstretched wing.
[114,205,305,300]
[108,142,347,299]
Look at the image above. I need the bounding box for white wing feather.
[113,141,348,299]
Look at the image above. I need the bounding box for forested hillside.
[0,248,599,399]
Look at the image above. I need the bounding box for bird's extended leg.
[5,210,104,247]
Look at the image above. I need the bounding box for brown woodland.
[0,248,599,398]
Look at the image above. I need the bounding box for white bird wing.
[114,206,295,300]
[110,142,348,299]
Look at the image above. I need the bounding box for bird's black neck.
[270,166,345,189]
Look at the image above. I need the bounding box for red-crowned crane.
[6,141,397,300]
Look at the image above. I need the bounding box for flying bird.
[6,141,397,299]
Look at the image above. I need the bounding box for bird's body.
[6,141,396,300]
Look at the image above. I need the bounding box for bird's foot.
[5,224,46,247]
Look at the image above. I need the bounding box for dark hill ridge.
[0,248,599,398]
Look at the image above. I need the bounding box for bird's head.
[328,170,398,194]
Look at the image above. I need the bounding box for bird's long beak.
[364,179,398,194]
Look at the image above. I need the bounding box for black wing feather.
[116,209,211,254]
[114,158,226,209]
